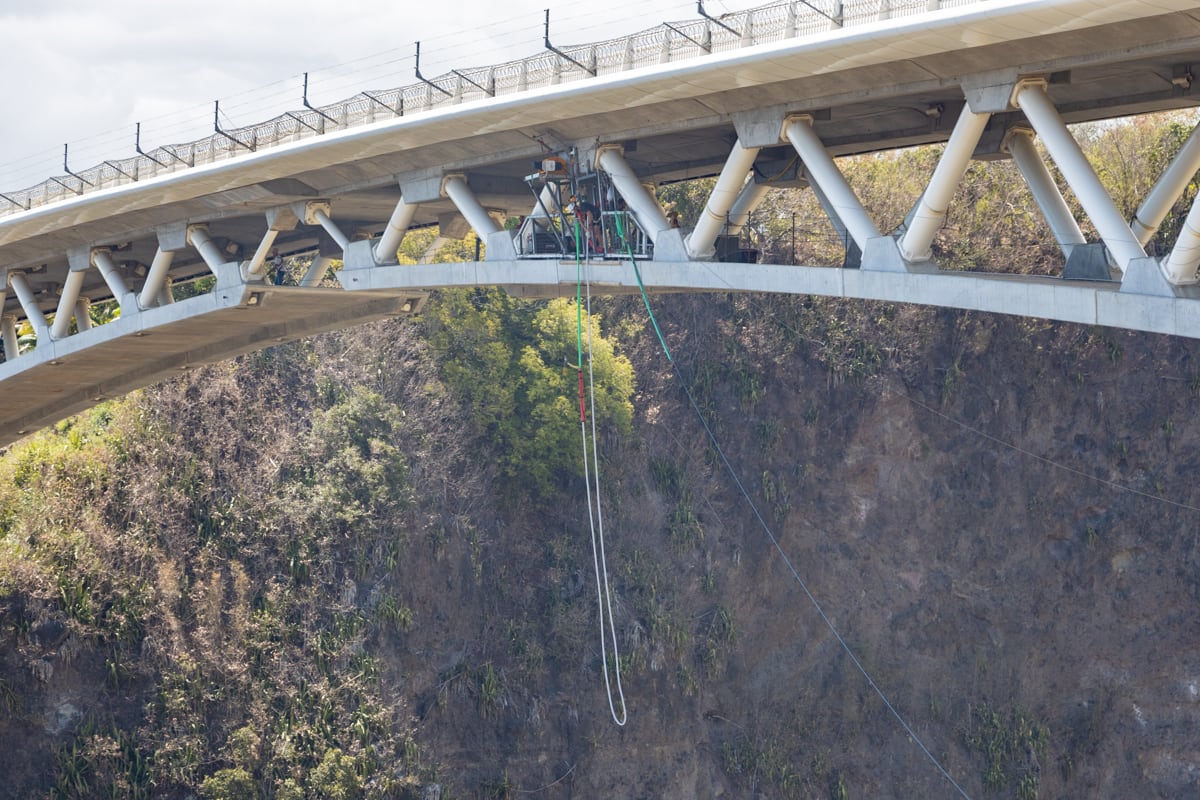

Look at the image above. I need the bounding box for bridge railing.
[0,0,984,218]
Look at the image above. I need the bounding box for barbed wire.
[0,0,979,217]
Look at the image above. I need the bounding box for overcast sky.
[0,0,742,192]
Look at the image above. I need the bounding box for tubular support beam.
[727,178,771,234]
[1012,80,1146,272]
[1,315,18,360]
[1132,121,1200,247]
[139,248,176,309]
[51,269,86,339]
[898,107,990,262]
[187,225,229,276]
[596,145,670,244]
[74,298,92,332]
[8,273,48,336]
[1162,196,1200,284]
[419,236,449,263]
[530,183,562,218]
[245,229,281,279]
[301,255,334,287]
[805,169,855,258]
[441,174,501,239]
[783,115,881,251]
[1004,128,1086,260]
[373,196,418,264]
[91,250,133,312]
[313,208,351,253]
[686,139,761,258]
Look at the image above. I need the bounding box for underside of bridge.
[0,286,425,447]
[8,2,1200,285]
[3,0,1200,446]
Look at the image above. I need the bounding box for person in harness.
[271,250,286,285]
[567,194,603,254]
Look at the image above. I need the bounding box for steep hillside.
[4,111,1200,800]
[1,285,1198,799]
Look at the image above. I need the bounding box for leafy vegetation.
[1,111,1199,798]
[0,338,445,797]
[422,289,634,499]
[965,704,1051,798]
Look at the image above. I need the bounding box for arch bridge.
[3,0,1200,446]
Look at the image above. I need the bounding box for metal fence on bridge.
[0,0,984,217]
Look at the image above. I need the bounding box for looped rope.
[575,215,627,726]
[611,211,970,796]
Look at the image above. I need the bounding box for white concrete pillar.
[727,179,771,234]
[187,225,229,276]
[1,314,18,359]
[441,174,501,239]
[783,115,880,251]
[1131,121,1200,247]
[312,208,350,253]
[73,298,92,331]
[686,139,761,258]
[898,107,990,262]
[1005,128,1086,260]
[419,236,449,264]
[1012,80,1146,272]
[805,169,855,255]
[91,250,133,314]
[8,272,48,337]
[244,229,280,279]
[1161,196,1200,284]
[139,248,176,309]
[596,145,670,243]
[373,195,418,264]
[301,255,334,287]
[51,269,86,339]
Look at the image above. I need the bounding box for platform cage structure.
[515,157,654,261]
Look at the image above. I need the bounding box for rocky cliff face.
[1,292,1198,799]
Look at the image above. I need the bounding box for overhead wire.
[0,0,699,188]
[623,211,1198,788]
[725,272,1200,516]
[1,0,760,203]
[611,211,973,797]
[903,389,1200,513]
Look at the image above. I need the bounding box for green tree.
[308,748,362,800]
[288,386,412,537]
[199,767,257,800]
[395,226,480,264]
[509,298,635,494]
[424,289,634,499]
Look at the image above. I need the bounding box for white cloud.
[1,0,701,188]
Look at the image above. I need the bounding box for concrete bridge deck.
[3,0,1200,446]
